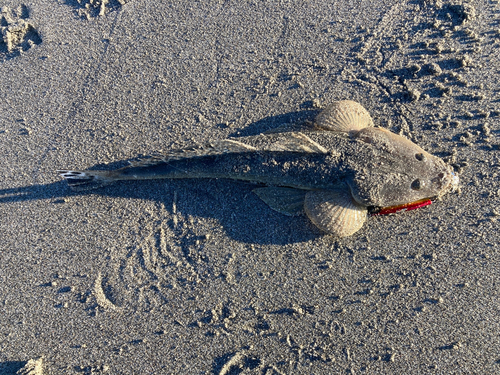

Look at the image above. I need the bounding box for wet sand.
[1,0,499,374]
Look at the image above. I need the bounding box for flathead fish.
[58,101,459,237]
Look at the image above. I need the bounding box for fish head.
[346,127,459,207]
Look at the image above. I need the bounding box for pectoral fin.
[253,187,307,216]
[304,185,367,237]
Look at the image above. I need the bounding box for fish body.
[105,148,343,189]
[58,101,459,237]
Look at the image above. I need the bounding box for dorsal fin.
[128,140,257,167]
[315,100,374,133]
[273,132,328,153]
[257,132,327,153]
[128,132,326,169]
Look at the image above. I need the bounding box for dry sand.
[1,0,499,374]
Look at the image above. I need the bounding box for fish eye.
[415,153,426,161]
[411,179,424,190]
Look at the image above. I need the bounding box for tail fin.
[57,170,117,191]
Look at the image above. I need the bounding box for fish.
[58,100,459,237]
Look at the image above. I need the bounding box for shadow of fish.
[58,101,459,237]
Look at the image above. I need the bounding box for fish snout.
[433,167,459,195]
[431,172,448,189]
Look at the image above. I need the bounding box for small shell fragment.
[304,186,368,237]
[315,100,374,133]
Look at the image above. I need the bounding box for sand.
[1,0,499,374]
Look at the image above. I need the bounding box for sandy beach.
[1,0,499,373]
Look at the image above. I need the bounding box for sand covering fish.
[58,101,459,237]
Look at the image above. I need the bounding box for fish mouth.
[438,167,460,196]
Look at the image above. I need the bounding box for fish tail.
[57,169,119,191]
